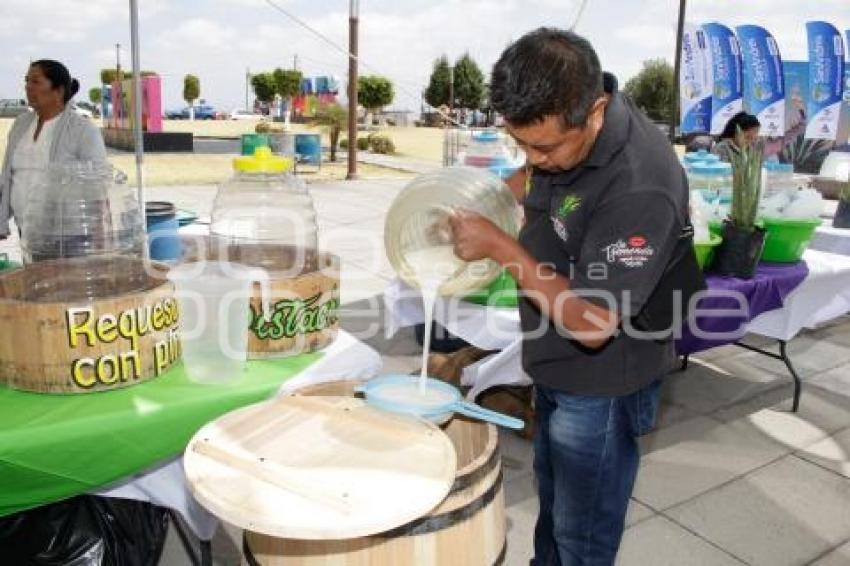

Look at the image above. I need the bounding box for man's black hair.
[490,28,603,129]
[719,111,760,140]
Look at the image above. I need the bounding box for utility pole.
[346,0,359,180]
[115,43,121,126]
[293,54,299,71]
[448,65,454,121]
[246,67,251,111]
[670,0,687,141]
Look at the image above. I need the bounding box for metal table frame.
[681,338,802,412]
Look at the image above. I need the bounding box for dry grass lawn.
[0,118,413,186]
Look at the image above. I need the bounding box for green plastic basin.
[463,270,518,308]
[694,233,723,270]
[760,216,822,263]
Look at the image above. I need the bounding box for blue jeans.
[531,380,662,566]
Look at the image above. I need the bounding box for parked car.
[0,99,29,118]
[75,101,100,118]
[230,109,261,120]
[165,105,218,120]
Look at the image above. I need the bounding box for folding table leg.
[733,339,802,413]
[779,340,802,413]
[168,509,213,566]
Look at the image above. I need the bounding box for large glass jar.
[209,147,317,274]
[384,166,519,296]
[18,161,147,300]
[762,160,798,199]
[459,129,521,179]
[687,160,733,204]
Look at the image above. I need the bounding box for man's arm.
[449,212,619,349]
[503,166,529,204]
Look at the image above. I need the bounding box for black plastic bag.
[0,495,169,566]
[833,200,850,229]
[713,221,766,279]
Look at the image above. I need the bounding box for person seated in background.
[712,111,760,162]
[0,59,106,240]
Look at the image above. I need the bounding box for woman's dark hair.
[490,28,603,128]
[719,111,760,140]
[30,59,79,103]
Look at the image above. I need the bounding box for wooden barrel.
[180,235,340,359]
[0,257,180,393]
[243,380,506,565]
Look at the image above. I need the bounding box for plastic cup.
[167,261,270,384]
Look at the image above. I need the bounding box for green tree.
[453,53,485,110]
[311,103,347,162]
[100,69,125,85]
[88,87,102,105]
[183,74,200,105]
[272,67,303,122]
[623,58,675,122]
[425,55,451,108]
[251,73,277,106]
[101,69,156,84]
[183,74,201,119]
[357,75,394,116]
[272,68,303,100]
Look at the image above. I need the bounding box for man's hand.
[448,209,510,262]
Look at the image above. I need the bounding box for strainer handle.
[453,400,525,430]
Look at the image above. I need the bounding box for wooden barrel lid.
[184,395,457,540]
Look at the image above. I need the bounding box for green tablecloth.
[0,353,320,517]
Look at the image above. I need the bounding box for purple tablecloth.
[675,261,809,355]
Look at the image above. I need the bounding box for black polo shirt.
[518,92,689,396]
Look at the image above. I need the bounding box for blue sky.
[0,0,847,112]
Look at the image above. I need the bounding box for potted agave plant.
[713,135,766,278]
[834,177,850,229]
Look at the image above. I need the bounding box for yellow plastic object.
[233,146,293,173]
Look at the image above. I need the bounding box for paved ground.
[5,176,850,565]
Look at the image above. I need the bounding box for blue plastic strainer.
[355,374,524,430]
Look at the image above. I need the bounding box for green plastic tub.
[463,270,518,308]
[240,133,270,156]
[694,234,723,270]
[760,217,822,263]
[0,253,20,272]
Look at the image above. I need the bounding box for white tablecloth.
[384,247,850,399]
[746,249,850,340]
[810,225,850,256]
[96,330,382,540]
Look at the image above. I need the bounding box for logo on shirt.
[550,194,582,243]
[558,194,582,217]
[551,215,569,242]
[602,236,655,268]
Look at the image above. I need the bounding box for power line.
[261,0,460,123]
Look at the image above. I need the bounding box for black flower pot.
[712,220,766,279]
[833,200,850,229]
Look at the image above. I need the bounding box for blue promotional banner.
[736,25,785,137]
[805,21,845,140]
[703,22,743,135]
[679,23,713,134]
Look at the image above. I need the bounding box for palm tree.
[311,104,348,162]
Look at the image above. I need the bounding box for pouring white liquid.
[404,245,464,393]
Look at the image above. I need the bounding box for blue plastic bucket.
[145,201,181,260]
[295,133,321,165]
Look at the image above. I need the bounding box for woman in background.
[0,59,106,239]
[712,111,761,162]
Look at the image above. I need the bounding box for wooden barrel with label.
[0,257,179,393]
